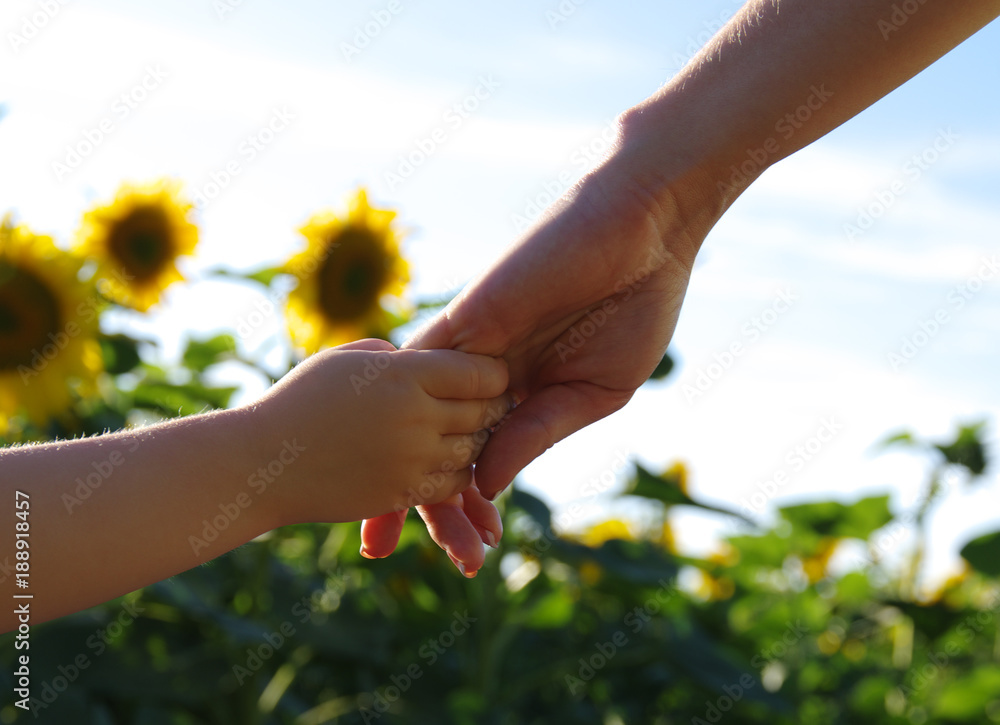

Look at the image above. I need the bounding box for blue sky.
[2,0,998,589]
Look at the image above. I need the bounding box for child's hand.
[247,339,511,527]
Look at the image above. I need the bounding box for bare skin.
[1,339,509,630]
[362,0,1000,573]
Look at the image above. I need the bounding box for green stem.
[906,467,942,600]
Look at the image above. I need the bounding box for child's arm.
[0,340,509,631]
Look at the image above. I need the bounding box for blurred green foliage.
[2,370,997,723]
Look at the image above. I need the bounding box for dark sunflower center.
[107,205,173,282]
[0,264,63,370]
[130,232,162,266]
[317,228,389,323]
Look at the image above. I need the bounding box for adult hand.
[362,0,1000,575]
[361,141,707,573]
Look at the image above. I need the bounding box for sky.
[2,0,998,589]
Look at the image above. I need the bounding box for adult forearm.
[1,408,268,629]
[616,0,999,245]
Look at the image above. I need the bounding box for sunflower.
[76,179,198,311]
[0,218,103,433]
[285,189,409,353]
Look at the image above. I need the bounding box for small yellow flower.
[695,571,735,601]
[802,537,840,583]
[579,519,634,548]
[662,460,690,496]
[691,546,738,601]
[0,219,103,432]
[285,189,409,354]
[76,179,198,311]
[706,543,740,568]
[660,520,678,554]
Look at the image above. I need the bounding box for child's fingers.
[407,350,508,400]
[433,430,493,470]
[437,393,514,434]
[360,510,407,559]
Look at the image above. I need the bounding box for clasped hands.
[358,150,700,576]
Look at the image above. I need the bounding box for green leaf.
[883,599,965,641]
[647,351,675,381]
[553,538,678,586]
[725,532,789,570]
[99,334,142,375]
[207,265,287,287]
[592,539,679,585]
[245,265,287,286]
[879,430,916,447]
[522,590,575,628]
[837,495,894,540]
[850,675,894,714]
[182,334,237,372]
[935,420,989,476]
[665,625,793,714]
[960,529,1000,577]
[78,406,129,436]
[934,666,1000,720]
[627,464,754,525]
[415,293,457,311]
[510,487,552,531]
[778,495,892,541]
[132,381,237,416]
[836,571,872,605]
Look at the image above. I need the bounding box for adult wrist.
[596,99,731,269]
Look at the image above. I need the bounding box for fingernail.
[485,530,498,549]
[360,545,376,560]
[447,552,477,578]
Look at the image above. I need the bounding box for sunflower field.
[2,183,1000,725]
